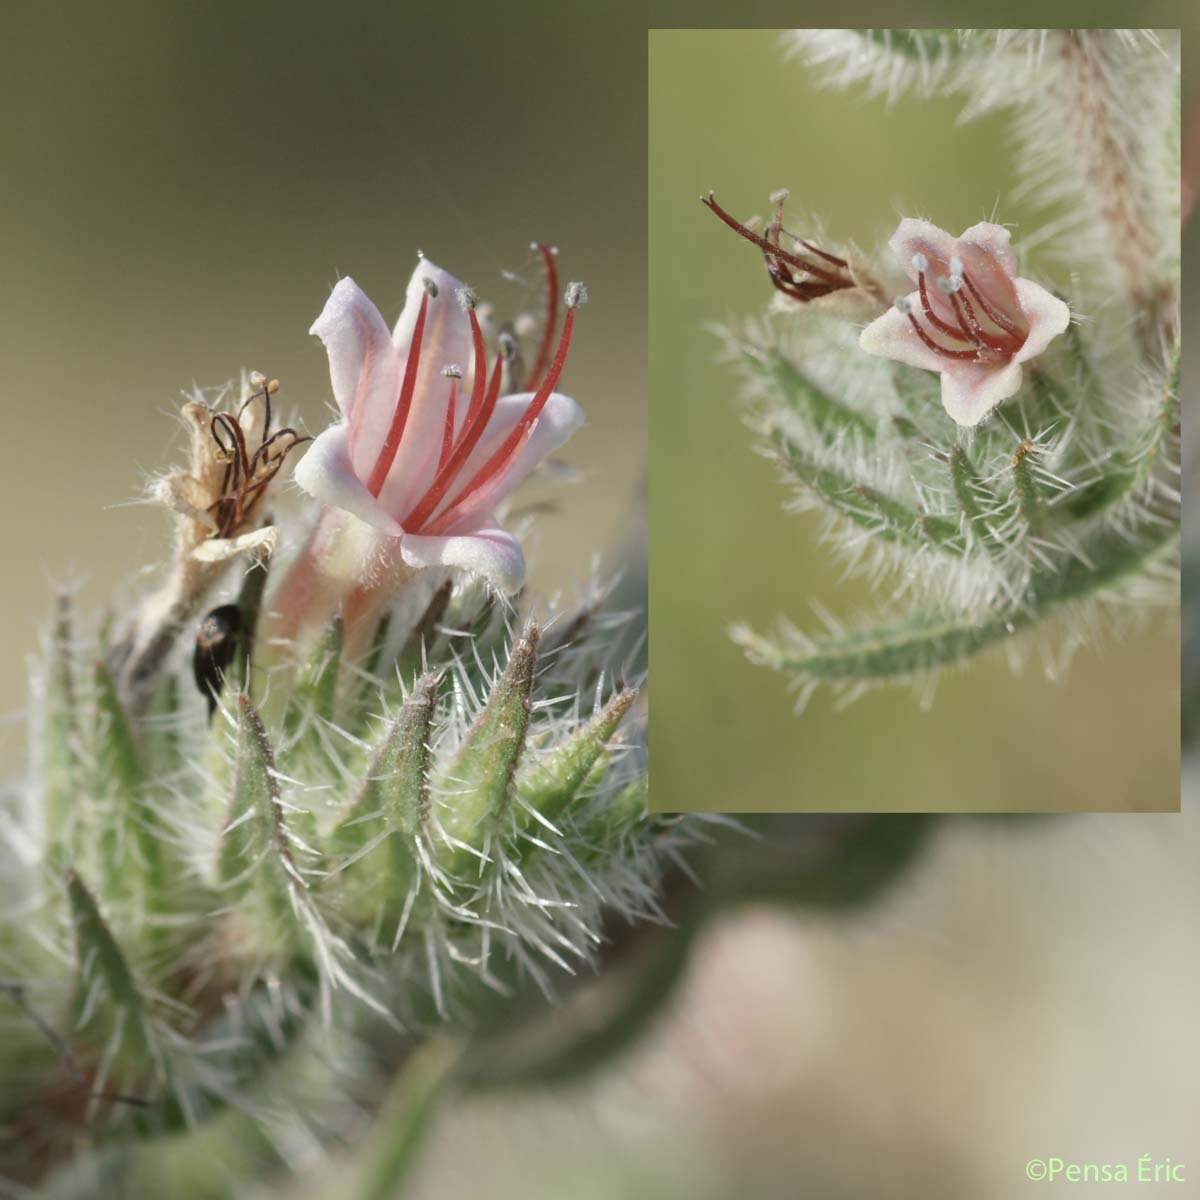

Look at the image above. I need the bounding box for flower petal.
[399,524,526,594]
[889,218,957,283]
[940,360,1024,427]
[953,227,1023,329]
[309,278,400,480]
[957,222,1018,276]
[292,422,404,535]
[1011,278,1071,364]
[376,258,476,516]
[858,299,949,373]
[432,391,585,532]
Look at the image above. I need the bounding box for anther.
[912,253,929,273]
[456,286,478,312]
[441,364,463,379]
[894,296,913,314]
[949,256,964,278]
[565,281,588,308]
[423,277,439,299]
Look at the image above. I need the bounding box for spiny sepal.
[331,672,437,931]
[432,622,538,859]
[516,686,639,830]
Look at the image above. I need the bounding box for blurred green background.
[0,1,647,739]
[649,27,1181,813]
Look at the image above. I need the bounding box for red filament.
[367,290,430,497]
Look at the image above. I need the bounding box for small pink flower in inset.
[858,218,1071,427]
[294,253,584,594]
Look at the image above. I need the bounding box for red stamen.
[798,239,849,269]
[422,304,578,536]
[905,312,979,360]
[401,306,503,533]
[948,289,1020,353]
[437,377,457,472]
[702,193,848,286]
[461,303,489,428]
[960,270,1025,340]
[917,272,970,342]
[522,243,560,390]
[366,290,430,497]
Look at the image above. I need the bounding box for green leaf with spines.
[434,623,537,860]
[332,673,437,926]
[219,694,311,951]
[41,593,82,862]
[745,507,1176,683]
[948,442,1004,554]
[515,687,638,831]
[580,776,649,847]
[856,29,972,59]
[93,661,166,917]
[1011,440,1048,536]
[747,348,875,439]
[773,432,959,551]
[66,869,159,1078]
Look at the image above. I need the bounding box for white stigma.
[911,253,929,273]
[894,296,912,314]
[769,187,791,206]
[936,275,963,294]
[949,255,964,278]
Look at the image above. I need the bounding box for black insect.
[193,604,242,717]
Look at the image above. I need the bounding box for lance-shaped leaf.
[772,432,959,551]
[1011,439,1048,536]
[739,504,1177,685]
[67,869,160,1082]
[515,687,639,833]
[93,662,166,917]
[434,623,538,856]
[948,442,1005,554]
[744,346,875,439]
[218,694,311,949]
[40,593,82,858]
[332,673,437,925]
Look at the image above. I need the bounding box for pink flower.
[294,256,585,594]
[858,219,1070,427]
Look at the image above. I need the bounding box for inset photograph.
[650,28,1180,812]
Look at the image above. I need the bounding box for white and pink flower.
[294,255,584,595]
[858,218,1070,427]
